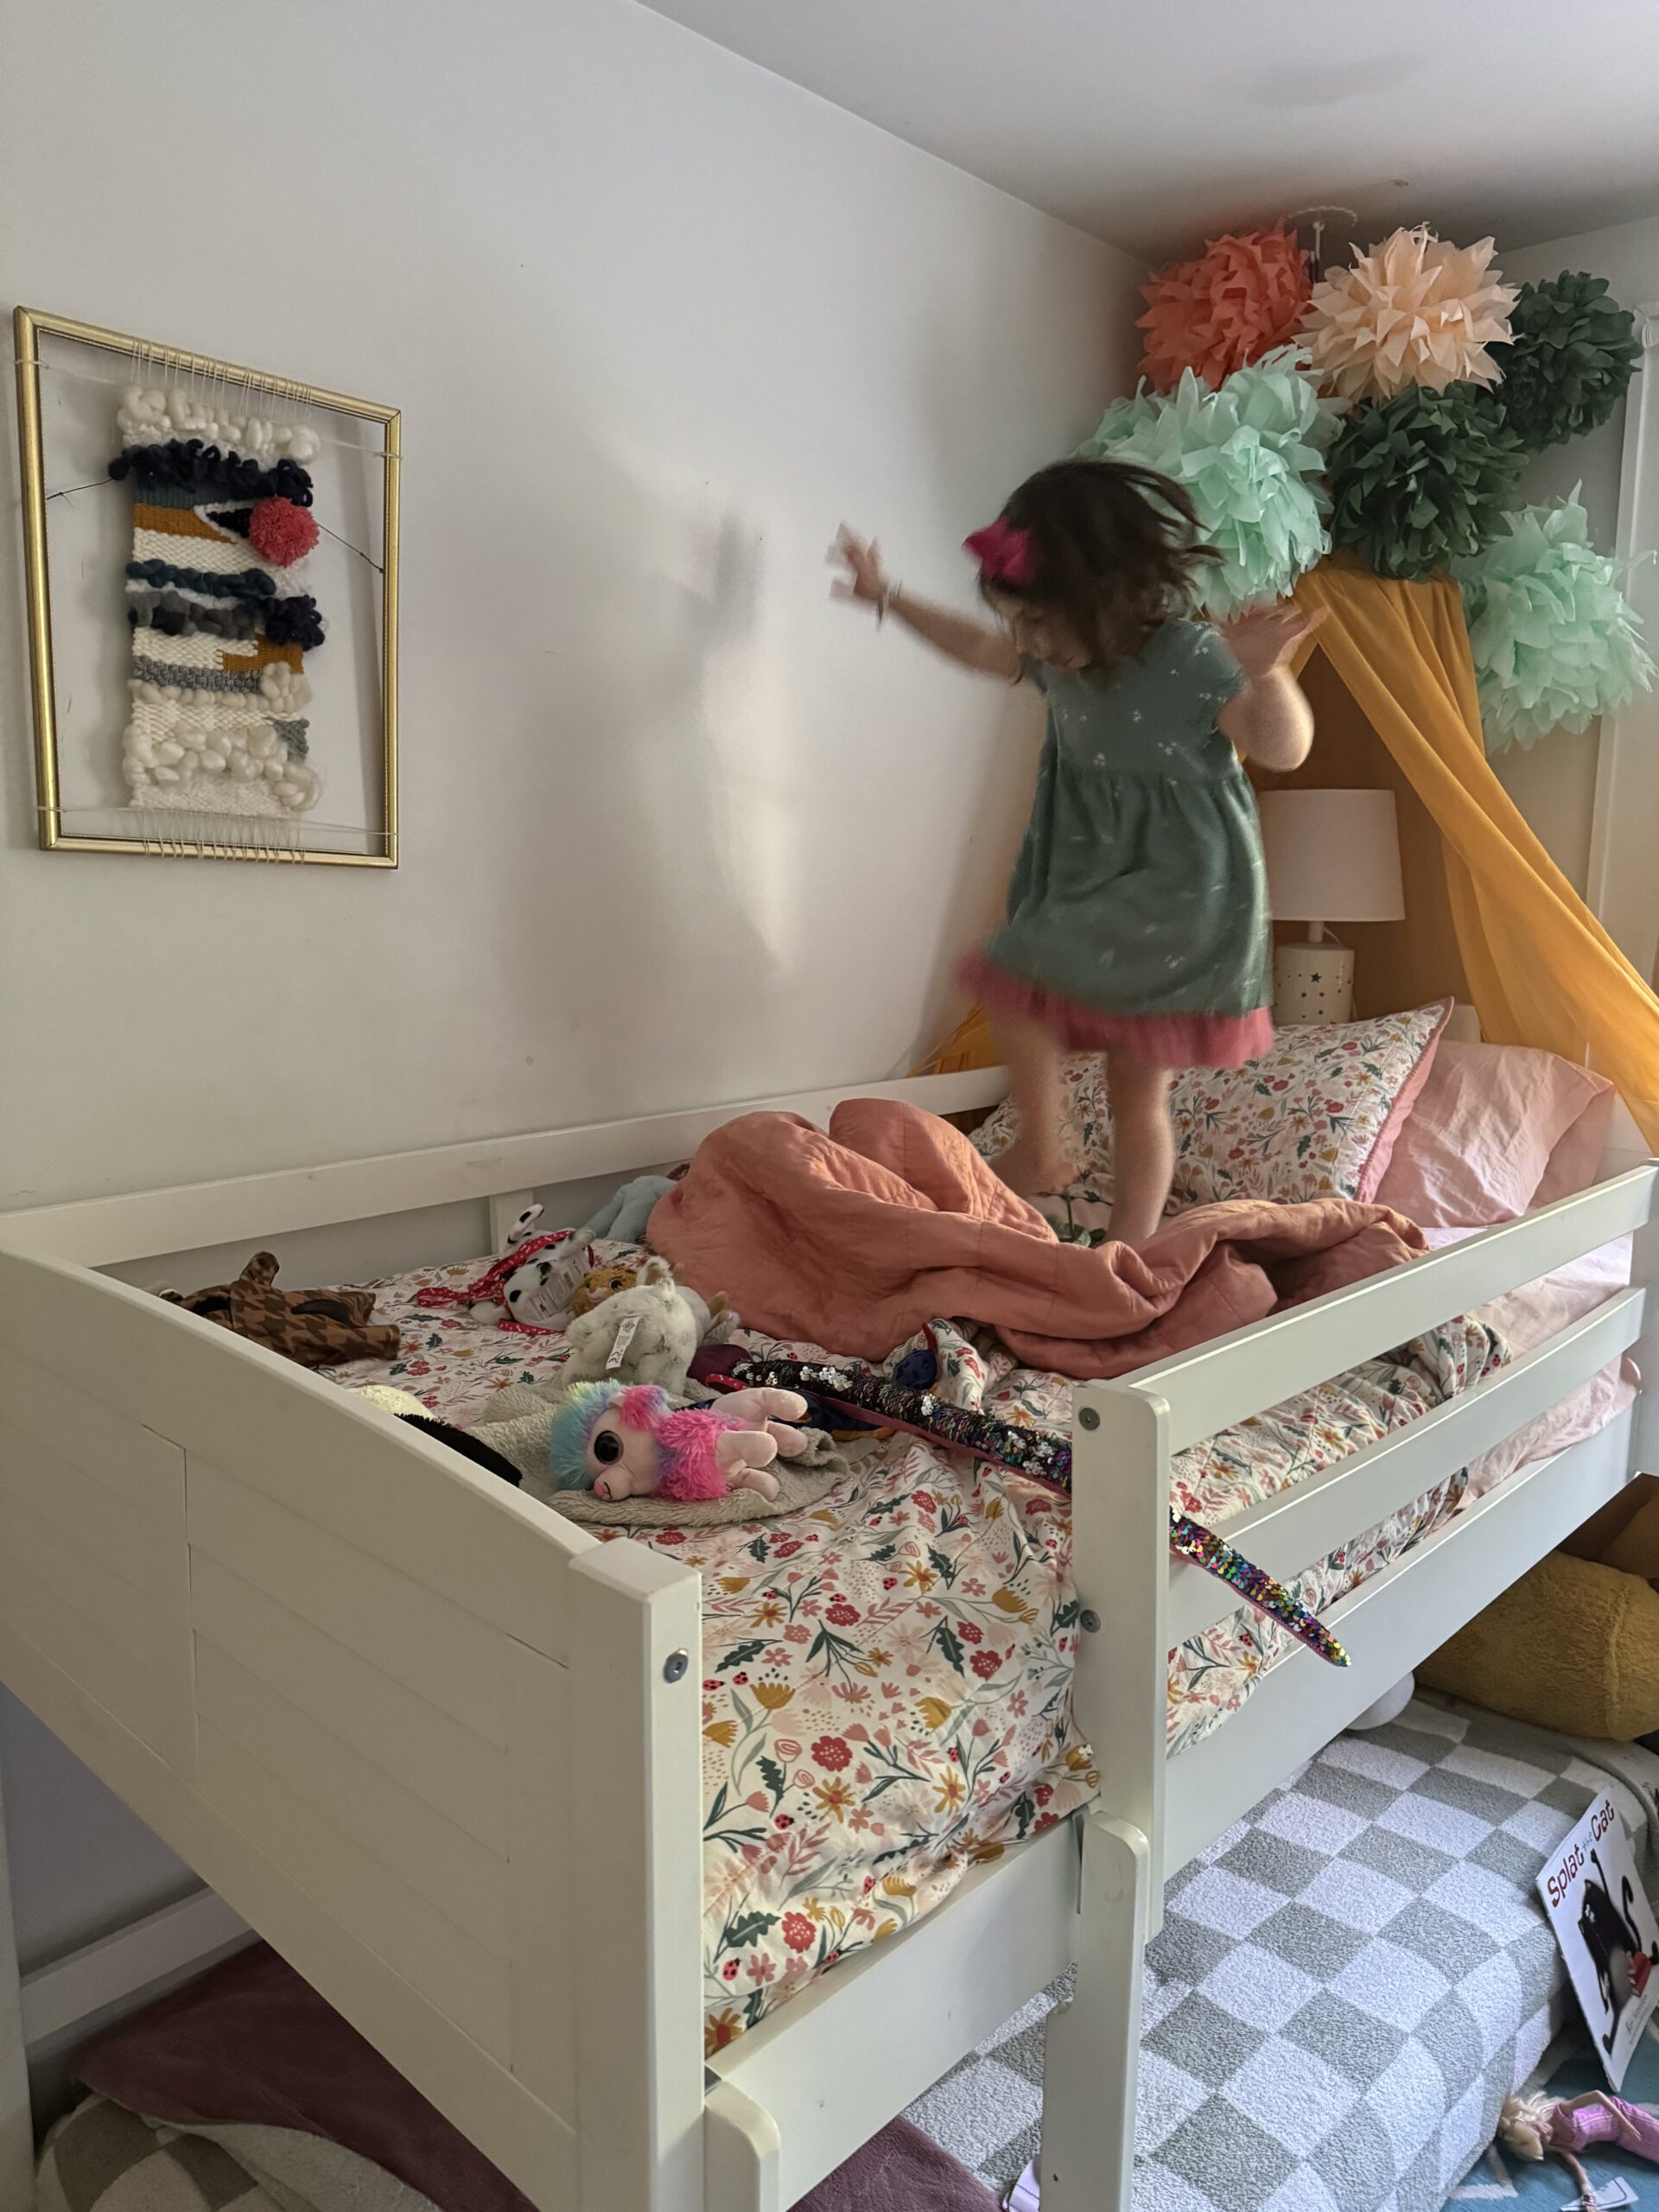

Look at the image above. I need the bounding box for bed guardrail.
[1124,1164,1659,1453]
[1071,1160,1659,1924]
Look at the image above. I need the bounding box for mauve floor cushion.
[796,2117,1000,2210]
[76,1946,532,2212]
[76,1945,995,2212]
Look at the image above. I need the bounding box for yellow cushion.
[1419,1551,1659,1740]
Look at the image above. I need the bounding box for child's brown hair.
[987,459,1219,668]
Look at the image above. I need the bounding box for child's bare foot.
[993,1141,1075,1199]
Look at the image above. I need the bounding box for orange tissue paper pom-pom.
[1138,226,1313,392]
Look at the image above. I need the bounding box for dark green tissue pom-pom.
[1326,385,1526,581]
[1490,271,1641,451]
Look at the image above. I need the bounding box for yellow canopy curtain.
[917,563,1659,1147]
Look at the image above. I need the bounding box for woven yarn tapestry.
[111,391,327,825]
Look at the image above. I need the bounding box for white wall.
[0,0,1140,1218]
[0,0,1140,1991]
[1493,214,1659,893]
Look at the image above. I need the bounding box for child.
[832,458,1319,1245]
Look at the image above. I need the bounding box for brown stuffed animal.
[568,1261,734,1340]
[569,1262,639,1317]
[159,1252,400,1369]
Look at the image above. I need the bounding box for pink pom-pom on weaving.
[247,496,321,567]
[1138,226,1313,392]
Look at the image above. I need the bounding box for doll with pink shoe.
[1501,2089,1659,2208]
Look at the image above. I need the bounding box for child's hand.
[1220,603,1325,681]
[830,524,890,610]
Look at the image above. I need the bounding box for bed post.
[1630,1167,1659,1479]
[569,1541,706,2212]
[0,1753,35,2210]
[1038,1380,1169,2212]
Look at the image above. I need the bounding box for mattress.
[324,1242,1620,2050]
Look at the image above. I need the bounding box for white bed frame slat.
[195,1720,514,2060]
[1168,1284,1645,1646]
[0,1253,593,1663]
[0,1342,185,1516]
[0,1603,582,2205]
[507,1641,577,2121]
[709,1816,1081,2209]
[191,1554,510,1851]
[189,1459,512,1750]
[0,1070,1007,1268]
[0,1550,167,1761]
[1162,1408,1639,1872]
[194,1643,510,1958]
[1137,1167,1654,1452]
[0,1072,1650,2212]
[0,1418,165,1594]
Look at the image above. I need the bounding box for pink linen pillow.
[973,1000,1451,1209]
[1374,1039,1615,1229]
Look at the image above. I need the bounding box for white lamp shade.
[1258,788,1405,925]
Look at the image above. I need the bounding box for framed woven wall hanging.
[13,307,399,865]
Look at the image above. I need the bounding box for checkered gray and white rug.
[905,1698,1659,2211]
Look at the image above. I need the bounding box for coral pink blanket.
[650,1101,1426,1380]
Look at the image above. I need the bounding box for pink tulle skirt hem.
[958,952,1274,1070]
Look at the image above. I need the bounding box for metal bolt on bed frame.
[1079,1406,1100,1430]
[663,1649,690,1683]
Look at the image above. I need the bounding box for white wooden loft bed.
[0,1065,1654,2212]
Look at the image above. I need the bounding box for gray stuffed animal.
[557,1256,701,1395]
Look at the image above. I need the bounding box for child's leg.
[989,1011,1074,1197]
[1105,1052,1173,1246]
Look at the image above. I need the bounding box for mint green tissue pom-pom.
[1078,346,1343,619]
[1457,494,1656,750]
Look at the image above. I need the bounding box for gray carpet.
[902,1698,1659,2210]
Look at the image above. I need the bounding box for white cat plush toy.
[558,1257,701,1395]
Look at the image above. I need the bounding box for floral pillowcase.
[973,1000,1452,1211]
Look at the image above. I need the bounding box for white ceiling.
[641,0,1659,263]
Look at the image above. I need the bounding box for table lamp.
[1258,788,1405,1025]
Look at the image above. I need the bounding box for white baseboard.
[21,1887,252,2052]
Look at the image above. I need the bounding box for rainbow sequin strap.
[731,1356,1349,1669]
[1167,1513,1348,1667]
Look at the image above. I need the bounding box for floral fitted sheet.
[324,1247,1505,2050]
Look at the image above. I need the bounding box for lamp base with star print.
[1273,938,1355,1026]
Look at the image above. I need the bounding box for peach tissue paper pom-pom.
[1302,226,1517,404]
[1139,226,1313,392]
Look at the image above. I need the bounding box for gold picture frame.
[13,305,399,865]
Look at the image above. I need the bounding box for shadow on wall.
[433,405,781,1124]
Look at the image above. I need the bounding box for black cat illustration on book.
[1578,1847,1658,2054]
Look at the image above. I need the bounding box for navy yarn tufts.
[109,439,315,507]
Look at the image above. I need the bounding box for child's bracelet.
[878,581,899,625]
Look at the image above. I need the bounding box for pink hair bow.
[963,518,1037,585]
